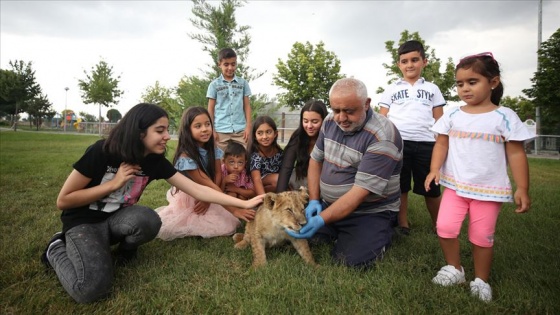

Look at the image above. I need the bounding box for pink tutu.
[156,188,240,240]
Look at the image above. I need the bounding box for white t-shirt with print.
[432,106,535,202]
[379,78,446,142]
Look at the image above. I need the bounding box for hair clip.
[459,52,495,63]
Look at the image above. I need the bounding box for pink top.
[221,163,254,190]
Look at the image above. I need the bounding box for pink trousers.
[437,189,501,247]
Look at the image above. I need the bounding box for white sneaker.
[432,265,466,286]
[470,278,492,302]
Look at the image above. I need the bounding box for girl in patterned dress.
[156,107,256,240]
[248,116,284,195]
[425,52,534,302]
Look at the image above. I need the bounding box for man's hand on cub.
[304,200,323,220]
[286,215,325,239]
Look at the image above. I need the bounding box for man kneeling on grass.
[287,78,403,269]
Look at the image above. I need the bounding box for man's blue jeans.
[47,205,161,303]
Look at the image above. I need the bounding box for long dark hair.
[103,103,168,164]
[289,100,328,180]
[174,107,216,180]
[456,54,504,105]
[248,115,282,156]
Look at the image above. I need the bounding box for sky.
[1,0,559,118]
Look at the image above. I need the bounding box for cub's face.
[263,187,309,232]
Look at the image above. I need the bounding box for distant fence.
[526,135,560,155]
[37,116,560,155]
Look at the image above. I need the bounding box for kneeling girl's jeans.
[47,205,161,303]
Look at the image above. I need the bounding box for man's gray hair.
[329,78,368,102]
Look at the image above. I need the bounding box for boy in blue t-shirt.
[207,48,252,151]
[379,40,446,234]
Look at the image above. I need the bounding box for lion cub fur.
[233,187,316,267]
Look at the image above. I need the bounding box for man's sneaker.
[470,278,492,302]
[40,232,65,270]
[432,265,466,286]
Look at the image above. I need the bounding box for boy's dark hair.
[218,48,237,63]
[398,40,426,59]
[104,103,168,164]
[224,140,247,158]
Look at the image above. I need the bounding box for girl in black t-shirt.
[40,103,263,304]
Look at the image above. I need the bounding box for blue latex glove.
[305,200,323,220]
[286,215,325,239]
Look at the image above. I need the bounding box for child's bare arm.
[251,169,266,195]
[379,107,389,117]
[226,184,256,199]
[433,106,444,121]
[425,134,449,191]
[243,96,251,142]
[506,141,530,213]
[208,98,218,141]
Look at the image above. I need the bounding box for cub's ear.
[263,192,277,209]
[298,186,309,201]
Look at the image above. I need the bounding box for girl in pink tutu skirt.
[157,107,256,240]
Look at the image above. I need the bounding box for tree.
[377,30,458,102]
[26,93,55,130]
[0,69,19,116]
[79,111,98,122]
[175,76,208,110]
[78,60,123,135]
[189,0,270,120]
[189,0,263,82]
[273,41,343,110]
[523,28,560,134]
[106,109,122,123]
[141,81,182,130]
[0,61,42,130]
[500,96,535,122]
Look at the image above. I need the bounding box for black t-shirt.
[60,140,177,232]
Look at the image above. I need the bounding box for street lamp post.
[64,87,69,132]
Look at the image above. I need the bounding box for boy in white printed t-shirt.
[379,40,446,235]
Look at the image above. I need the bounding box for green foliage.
[26,93,55,130]
[141,80,183,130]
[78,60,123,120]
[176,75,209,109]
[106,108,122,123]
[273,41,343,110]
[154,0,270,125]
[523,28,560,134]
[377,30,458,102]
[500,96,535,121]
[1,131,559,314]
[190,0,263,82]
[0,69,20,116]
[0,60,42,129]
[79,111,98,122]
[250,93,278,120]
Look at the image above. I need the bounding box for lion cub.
[233,187,317,267]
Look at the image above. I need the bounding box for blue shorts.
[401,140,441,197]
[311,210,397,269]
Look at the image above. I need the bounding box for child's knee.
[71,277,113,304]
[469,230,495,248]
[436,221,460,238]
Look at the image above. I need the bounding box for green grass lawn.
[1,131,559,314]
